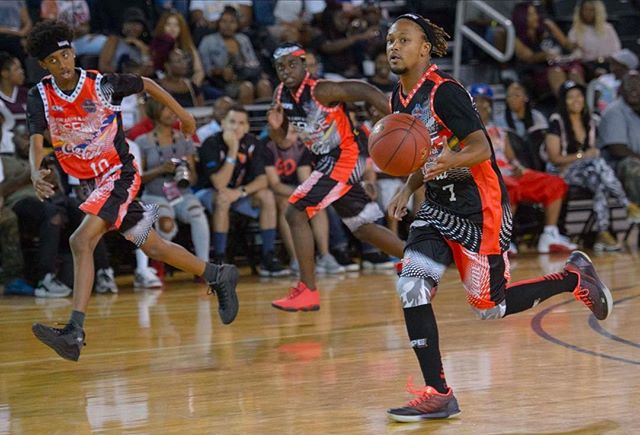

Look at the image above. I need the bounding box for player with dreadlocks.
[25,20,239,361]
[384,14,612,422]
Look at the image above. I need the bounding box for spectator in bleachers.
[198,6,272,104]
[0,155,34,296]
[311,5,381,78]
[137,99,211,264]
[190,1,253,45]
[158,48,204,108]
[366,50,396,94]
[196,105,289,276]
[0,0,32,63]
[568,0,621,78]
[0,52,28,123]
[99,7,153,75]
[304,51,322,78]
[498,81,549,151]
[512,2,583,96]
[592,49,638,114]
[1,153,72,297]
[0,101,16,155]
[471,83,575,254]
[195,96,234,143]
[151,11,205,87]
[545,80,632,251]
[263,123,343,274]
[598,71,640,221]
[120,58,147,131]
[91,0,157,38]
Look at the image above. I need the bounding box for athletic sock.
[260,228,276,257]
[504,271,578,316]
[213,232,228,257]
[403,304,448,394]
[135,249,149,270]
[69,310,85,329]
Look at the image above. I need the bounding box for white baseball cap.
[611,49,639,70]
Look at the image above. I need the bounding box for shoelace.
[52,322,87,345]
[405,377,437,407]
[207,282,228,311]
[573,287,593,308]
[287,285,305,300]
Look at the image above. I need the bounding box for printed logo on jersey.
[82,99,97,113]
[298,101,341,155]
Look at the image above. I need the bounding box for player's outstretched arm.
[142,77,196,135]
[313,80,390,116]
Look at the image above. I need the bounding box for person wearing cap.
[267,42,404,312]
[592,49,639,113]
[546,80,637,251]
[469,83,575,255]
[24,19,240,361]
[384,14,612,422]
[98,7,152,76]
[598,71,640,217]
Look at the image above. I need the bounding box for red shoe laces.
[405,377,437,406]
[574,287,593,308]
[287,284,306,299]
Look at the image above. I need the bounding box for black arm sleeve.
[432,82,484,141]
[26,87,47,136]
[102,73,144,104]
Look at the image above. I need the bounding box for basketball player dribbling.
[268,43,404,312]
[384,14,613,422]
[25,20,239,361]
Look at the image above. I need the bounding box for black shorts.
[79,162,158,247]
[288,170,383,231]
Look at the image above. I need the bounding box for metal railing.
[453,0,515,79]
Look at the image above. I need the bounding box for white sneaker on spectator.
[289,259,299,275]
[593,232,621,252]
[95,267,118,294]
[34,273,72,298]
[537,230,577,254]
[316,253,345,274]
[134,267,163,289]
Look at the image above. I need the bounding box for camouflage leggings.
[0,206,24,283]
[617,156,640,205]
[563,158,629,232]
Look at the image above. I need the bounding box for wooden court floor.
[1,248,639,434]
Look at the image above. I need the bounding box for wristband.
[225,157,236,165]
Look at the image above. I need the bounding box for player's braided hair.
[394,14,450,57]
[422,18,449,57]
[26,20,74,60]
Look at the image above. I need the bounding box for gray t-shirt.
[137,131,195,196]
[598,98,640,155]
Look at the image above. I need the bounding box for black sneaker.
[361,252,394,270]
[333,249,359,272]
[563,251,613,320]
[207,263,239,324]
[258,252,291,277]
[32,323,85,361]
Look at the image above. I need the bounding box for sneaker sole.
[571,250,614,320]
[32,324,81,361]
[387,409,462,422]
[271,303,320,312]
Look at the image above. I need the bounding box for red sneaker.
[387,380,461,422]
[271,282,320,312]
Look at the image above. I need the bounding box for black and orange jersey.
[275,73,364,184]
[27,69,142,180]
[390,64,510,254]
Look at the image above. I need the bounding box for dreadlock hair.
[422,17,449,57]
[26,20,74,60]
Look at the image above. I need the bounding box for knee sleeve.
[471,301,506,320]
[396,276,436,308]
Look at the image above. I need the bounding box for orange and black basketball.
[367,113,431,176]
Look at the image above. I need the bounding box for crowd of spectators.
[1,0,640,298]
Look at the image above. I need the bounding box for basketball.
[367,113,431,176]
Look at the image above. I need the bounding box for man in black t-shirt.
[383,14,613,423]
[196,105,289,276]
[262,124,344,274]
